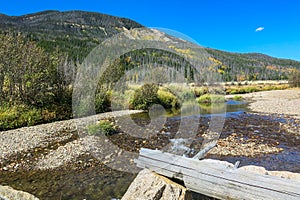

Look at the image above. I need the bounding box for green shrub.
[111,89,135,110]
[130,84,182,110]
[19,108,42,126]
[229,89,238,95]
[130,83,159,110]
[0,102,73,130]
[226,84,289,95]
[95,90,112,113]
[43,104,72,121]
[194,87,208,97]
[157,88,181,109]
[87,119,118,136]
[289,71,300,87]
[244,86,258,93]
[181,90,195,100]
[196,94,225,104]
[0,104,43,130]
[233,95,243,101]
[165,84,195,100]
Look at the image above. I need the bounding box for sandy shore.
[227,89,300,117]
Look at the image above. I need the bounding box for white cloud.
[255,27,265,32]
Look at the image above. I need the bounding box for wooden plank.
[193,140,217,160]
[137,157,298,200]
[136,148,300,200]
[138,148,300,191]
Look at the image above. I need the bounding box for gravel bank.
[0,101,299,199]
[34,136,92,170]
[0,185,39,200]
[0,121,77,164]
[227,89,300,116]
[1,90,300,172]
[0,110,142,170]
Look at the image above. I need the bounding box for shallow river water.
[0,101,299,200]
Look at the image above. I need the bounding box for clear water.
[2,100,298,200]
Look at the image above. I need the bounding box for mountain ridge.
[0,10,299,81]
[0,10,144,60]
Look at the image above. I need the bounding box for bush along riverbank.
[1,89,300,200]
[0,80,293,131]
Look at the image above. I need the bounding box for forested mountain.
[0,10,143,61]
[0,10,299,81]
[1,10,300,130]
[205,48,300,81]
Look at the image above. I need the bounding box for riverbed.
[0,91,299,200]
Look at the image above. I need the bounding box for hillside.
[0,10,300,81]
[206,49,300,69]
[0,10,300,130]
[0,10,143,61]
[205,48,300,81]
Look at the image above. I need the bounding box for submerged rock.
[122,169,190,200]
[0,185,39,200]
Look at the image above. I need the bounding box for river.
[1,100,299,200]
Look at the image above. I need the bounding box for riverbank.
[0,110,143,171]
[226,88,300,117]
[0,90,299,199]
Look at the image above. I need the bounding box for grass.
[0,103,72,131]
[87,119,118,136]
[0,82,290,131]
[0,104,42,130]
[225,84,290,95]
[129,84,180,110]
[194,87,209,97]
[164,84,195,101]
[157,87,181,109]
[196,94,226,104]
[111,89,135,110]
[233,95,243,101]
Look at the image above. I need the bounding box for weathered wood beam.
[136,148,300,200]
[193,141,217,160]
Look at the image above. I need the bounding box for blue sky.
[0,0,300,61]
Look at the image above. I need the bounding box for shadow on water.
[0,161,136,200]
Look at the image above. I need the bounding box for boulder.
[0,186,39,200]
[122,169,190,200]
[239,165,300,181]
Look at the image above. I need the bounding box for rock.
[0,185,39,200]
[239,165,300,181]
[122,169,190,200]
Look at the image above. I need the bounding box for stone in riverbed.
[122,169,190,200]
[0,185,39,200]
[240,165,300,181]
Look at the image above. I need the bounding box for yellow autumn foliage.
[168,45,194,58]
